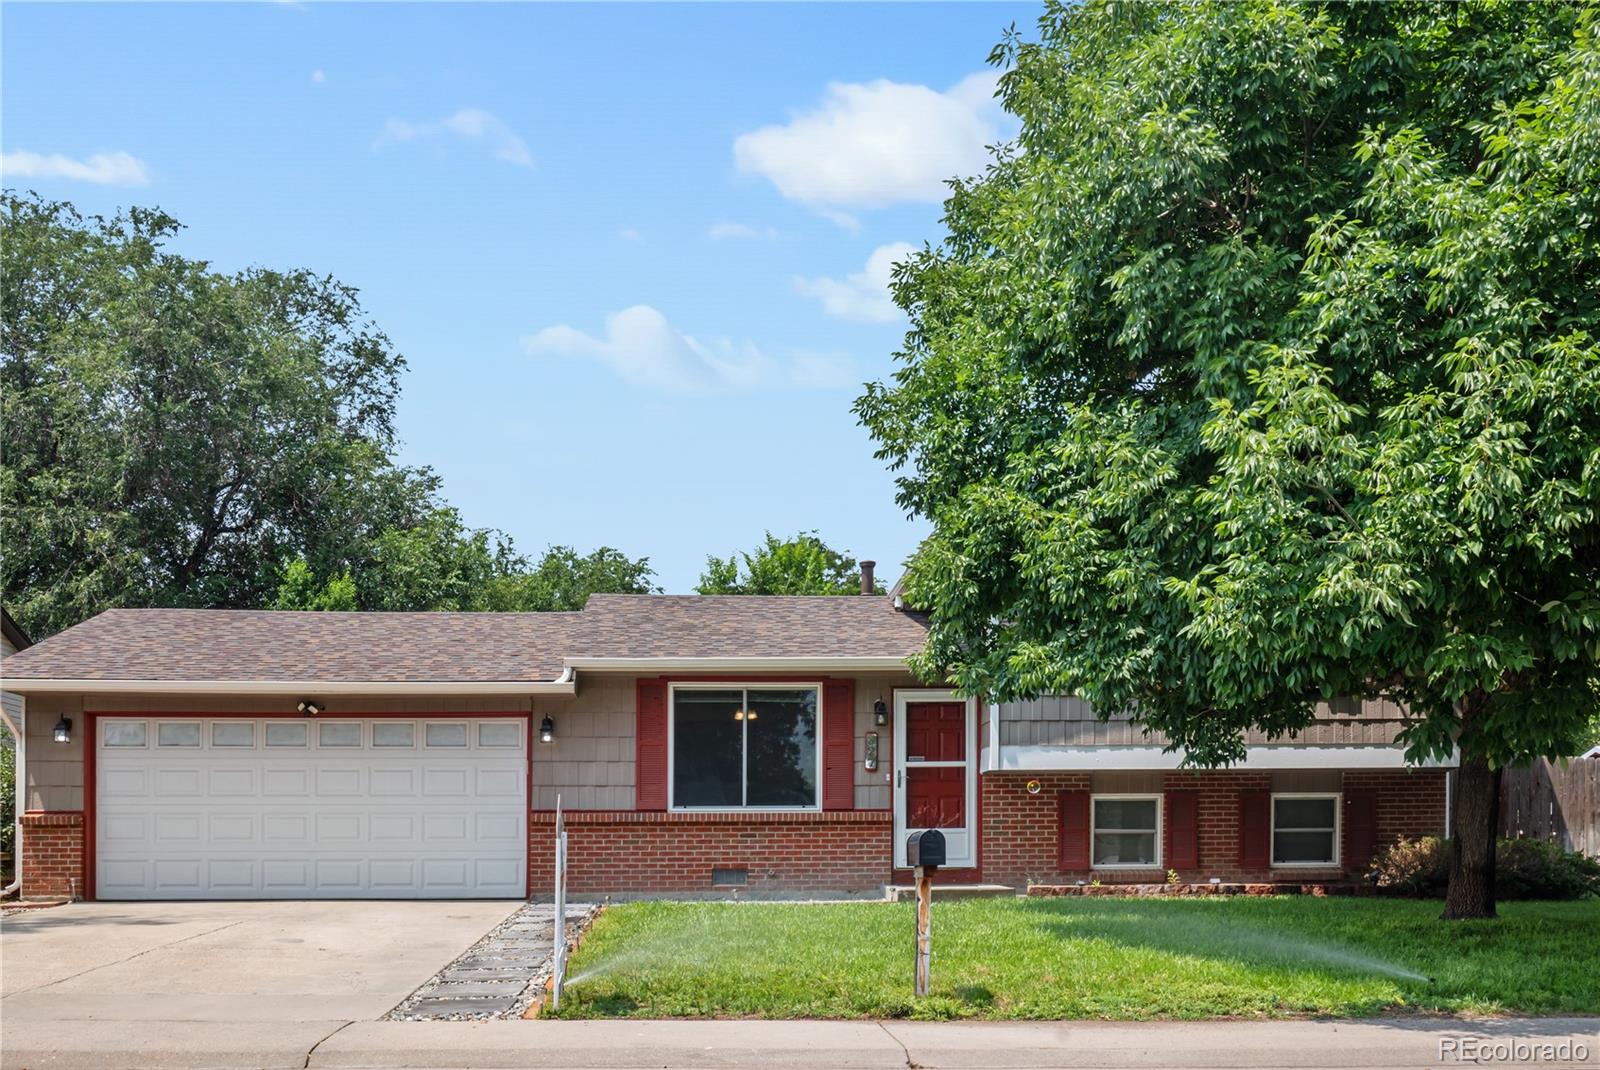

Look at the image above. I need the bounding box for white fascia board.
[994,744,1458,771]
[561,656,912,673]
[0,678,577,696]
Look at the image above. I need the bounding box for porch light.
[539,715,555,744]
[874,698,888,726]
[53,716,72,744]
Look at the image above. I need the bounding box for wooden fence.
[1499,759,1600,858]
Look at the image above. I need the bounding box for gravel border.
[386,902,598,1021]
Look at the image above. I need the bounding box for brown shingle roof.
[0,597,929,684]
[573,594,929,660]
[0,609,582,683]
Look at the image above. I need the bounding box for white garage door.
[95,717,527,900]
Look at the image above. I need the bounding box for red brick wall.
[20,811,85,899]
[530,810,893,895]
[1343,769,1449,864]
[981,769,1447,887]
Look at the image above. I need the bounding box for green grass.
[550,897,1600,1021]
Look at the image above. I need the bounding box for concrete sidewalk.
[3,1017,1596,1069]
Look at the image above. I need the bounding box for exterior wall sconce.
[53,716,72,744]
[297,701,323,717]
[873,698,888,726]
[539,715,555,744]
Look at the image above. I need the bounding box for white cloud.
[311,69,327,84]
[708,221,777,241]
[0,150,149,186]
[733,71,1004,214]
[378,108,533,169]
[523,305,852,393]
[618,227,642,241]
[794,242,916,323]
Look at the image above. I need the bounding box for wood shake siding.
[532,677,638,810]
[23,695,84,811]
[998,696,1413,748]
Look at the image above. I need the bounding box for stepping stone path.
[387,902,596,1021]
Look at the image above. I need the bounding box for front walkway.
[388,902,595,1020]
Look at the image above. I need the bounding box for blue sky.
[2,2,1033,592]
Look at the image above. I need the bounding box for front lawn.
[550,897,1599,1020]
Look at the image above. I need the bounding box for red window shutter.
[635,679,668,811]
[1238,790,1270,869]
[1344,790,1378,871]
[1165,790,1199,870]
[822,679,855,810]
[1058,789,1090,870]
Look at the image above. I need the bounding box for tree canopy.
[2,193,654,632]
[857,1,1600,917]
[697,532,884,595]
[272,542,658,612]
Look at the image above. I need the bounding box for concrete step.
[884,883,1019,901]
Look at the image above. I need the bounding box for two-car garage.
[92,716,528,900]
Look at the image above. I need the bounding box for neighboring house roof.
[0,596,929,692]
[2,608,33,653]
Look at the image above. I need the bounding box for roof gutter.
[0,674,577,696]
[562,656,912,673]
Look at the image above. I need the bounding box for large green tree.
[857,2,1600,919]
[273,540,658,612]
[697,532,884,595]
[2,193,655,630]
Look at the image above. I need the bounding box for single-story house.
[0,586,1453,900]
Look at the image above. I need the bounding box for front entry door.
[893,691,977,868]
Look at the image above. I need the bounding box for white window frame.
[1090,793,1163,870]
[1270,792,1342,867]
[667,681,823,813]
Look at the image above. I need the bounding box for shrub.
[1372,836,1450,896]
[1374,836,1600,900]
[1496,838,1600,900]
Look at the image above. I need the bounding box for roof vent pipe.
[859,560,875,595]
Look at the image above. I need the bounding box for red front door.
[894,694,975,868]
[905,702,966,828]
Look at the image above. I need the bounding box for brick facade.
[981,769,1448,888]
[529,809,893,896]
[17,768,1445,900]
[19,810,85,899]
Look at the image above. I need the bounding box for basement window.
[711,867,749,887]
[1272,794,1340,866]
[1091,795,1161,868]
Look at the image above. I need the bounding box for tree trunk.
[1442,692,1500,920]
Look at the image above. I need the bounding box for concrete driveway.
[1,899,519,1068]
